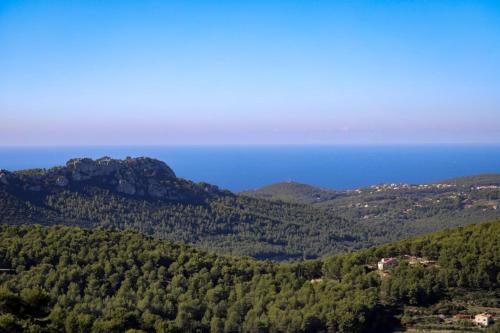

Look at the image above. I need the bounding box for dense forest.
[2,157,499,260]
[0,220,498,332]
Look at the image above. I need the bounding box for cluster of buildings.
[368,183,457,193]
[355,182,500,196]
[344,182,500,198]
[376,255,436,271]
[474,185,500,190]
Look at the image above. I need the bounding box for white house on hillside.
[474,313,493,327]
[378,257,397,271]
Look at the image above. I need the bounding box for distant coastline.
[1,144,500,192]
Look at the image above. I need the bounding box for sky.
[1,0,500,145]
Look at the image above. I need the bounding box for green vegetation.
[1,158,499,260]
[243,175,500,245]
[440,173,500,187]
[0,220,498,332]
[241,182,339,204]
[0,186,364,260]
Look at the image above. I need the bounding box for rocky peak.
[65,156,176,180]
[1,157,222,202]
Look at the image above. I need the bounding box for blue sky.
[1,0,499,145]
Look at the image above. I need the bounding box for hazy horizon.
[2,1,500,145]
[3,142,500,146]
[2,145,500,191]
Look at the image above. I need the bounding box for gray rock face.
[65,156,176,181]
[116,179,136,195]
[93,157,120,176]
[3,156,222,203]
[148,183,168,198]
[0,172,9,185]
[66,158,95,172]
[66,158,95,181]
[55,176,69,187]
[62,157,184,199]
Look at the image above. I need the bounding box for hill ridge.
[0,156,224,202]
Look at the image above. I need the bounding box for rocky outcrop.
[55,176,69,187]
[65,156,176,181]
[117,179,136,195]
[0,172,9,185]
[0,156,224,203]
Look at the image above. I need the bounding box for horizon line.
[2,142,500,148]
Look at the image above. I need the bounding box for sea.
[0,145,499,192]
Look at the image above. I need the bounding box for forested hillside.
[241,182,339,204]
[0,220,498,332]
[2,157,499,260]
[243,175,500,240]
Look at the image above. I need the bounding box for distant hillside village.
[375,255,497,329]
[364,183,500,193]
[335,181,500,222]
[347,182,500,198]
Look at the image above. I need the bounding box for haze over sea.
[1,145,499,192]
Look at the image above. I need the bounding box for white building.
[378,257,397,271]
[474,313,493,327]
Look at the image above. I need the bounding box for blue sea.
[0,145,499,192]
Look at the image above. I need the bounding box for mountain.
[0,157,359,260]
[0,156,226,204]
[0,220,498,332]
[1,157,499,260]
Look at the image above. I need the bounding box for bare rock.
[94,157,120,176]
[66,158,96,173]
[2,156,193,201]
[55,176,69,187]
[148,182,167,198]
[124,157,176,179]
[67,158,96,181]
[117,179,136,195]
[65,156,176,182]
[0,172,9,185]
